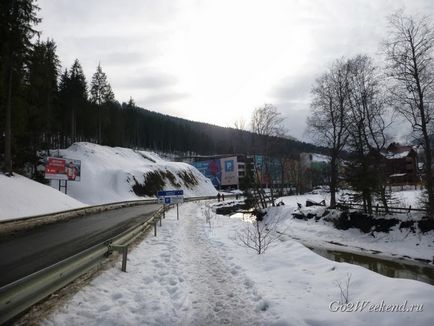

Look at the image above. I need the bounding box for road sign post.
[157,190,184,221]
[177,203,179,220]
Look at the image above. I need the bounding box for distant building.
[381,143,419,186]
[190,155,247,189]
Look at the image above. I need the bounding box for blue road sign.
[157,190,184,197]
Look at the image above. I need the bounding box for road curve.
[0,204,160,287]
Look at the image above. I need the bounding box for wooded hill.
[0,1,325,174]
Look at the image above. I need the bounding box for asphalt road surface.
[0,204,160,287]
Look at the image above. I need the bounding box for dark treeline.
[0,0,325,175]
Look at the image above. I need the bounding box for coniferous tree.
[58,59,88,144]
[0,0,40,174]
[90,63,114,143]
[25,39,60,151]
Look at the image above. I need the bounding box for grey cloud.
[136,92,190,106]
[117,73,178,90]
[270,71,318,104]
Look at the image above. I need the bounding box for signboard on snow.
[45,157,81,181]
[157,189,184,205]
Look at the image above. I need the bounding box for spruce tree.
[58,59,88,144]
[90,63,114,143]
[25,39,60,151]
[0,0,40,174]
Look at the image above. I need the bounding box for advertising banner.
[191,159,221,187]
[221,156,238,186]
[45,157,81,181]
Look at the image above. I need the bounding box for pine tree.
[25,39,60,151]
[90,63,114,143]
[58,59,88,144]
[0,0,40,174]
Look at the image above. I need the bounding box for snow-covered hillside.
[0,173,87,221]
[0,143,216,220]
[48,142,217,205]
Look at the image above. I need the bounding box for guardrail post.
[112,245,128,272]
[154,219,157,236]
[159,215,162,226]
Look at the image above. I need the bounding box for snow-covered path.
[169,204,263,325]
[43,202,265,325]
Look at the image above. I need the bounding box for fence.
[337,202,426,214]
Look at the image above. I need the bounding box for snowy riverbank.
[269,194,434,262]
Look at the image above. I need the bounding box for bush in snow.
[236,213,282,254]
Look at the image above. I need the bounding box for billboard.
[191,159,221,188]
[45,157,81,181]
[221,156,239,186]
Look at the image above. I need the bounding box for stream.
[309,246,434,286]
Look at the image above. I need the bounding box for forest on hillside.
[0,1,325,174]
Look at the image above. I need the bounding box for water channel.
[308,246,434,286]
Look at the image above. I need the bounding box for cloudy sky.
[38,0,433,141]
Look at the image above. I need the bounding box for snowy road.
[0,204,160,286]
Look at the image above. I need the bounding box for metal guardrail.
[0,195,222,324]
[0,206,165,325]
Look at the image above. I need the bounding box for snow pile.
[0,173,87,221]
[274,193,434,261]
[48,142,217,205]
[41,202,434,325]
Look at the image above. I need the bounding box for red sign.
[45,157,81,181]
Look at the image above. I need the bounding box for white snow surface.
[49,142,217,205]
[43,202,434,325]
[0,173,87,221]
[275,193,434,261]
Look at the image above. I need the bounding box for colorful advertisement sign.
[221,156,239,186]
[191,159,221,187]
[45,157,81,181]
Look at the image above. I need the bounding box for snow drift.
[0,173,87,221]
[48,142,217,205]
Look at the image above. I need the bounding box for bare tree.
[234,117,247,131]
[346,55,391,214]
[250,104,286,207]
[236,215,282,254]
[383,12,434,217]
[307,59,352,207]
[251,104,285,138]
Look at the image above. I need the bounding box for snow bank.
[49,142,217,205]
[0,173,87,221]
[273,194,434,261]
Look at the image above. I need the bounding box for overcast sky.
[38,0,434,142]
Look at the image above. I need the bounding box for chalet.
[381,143,419,186]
